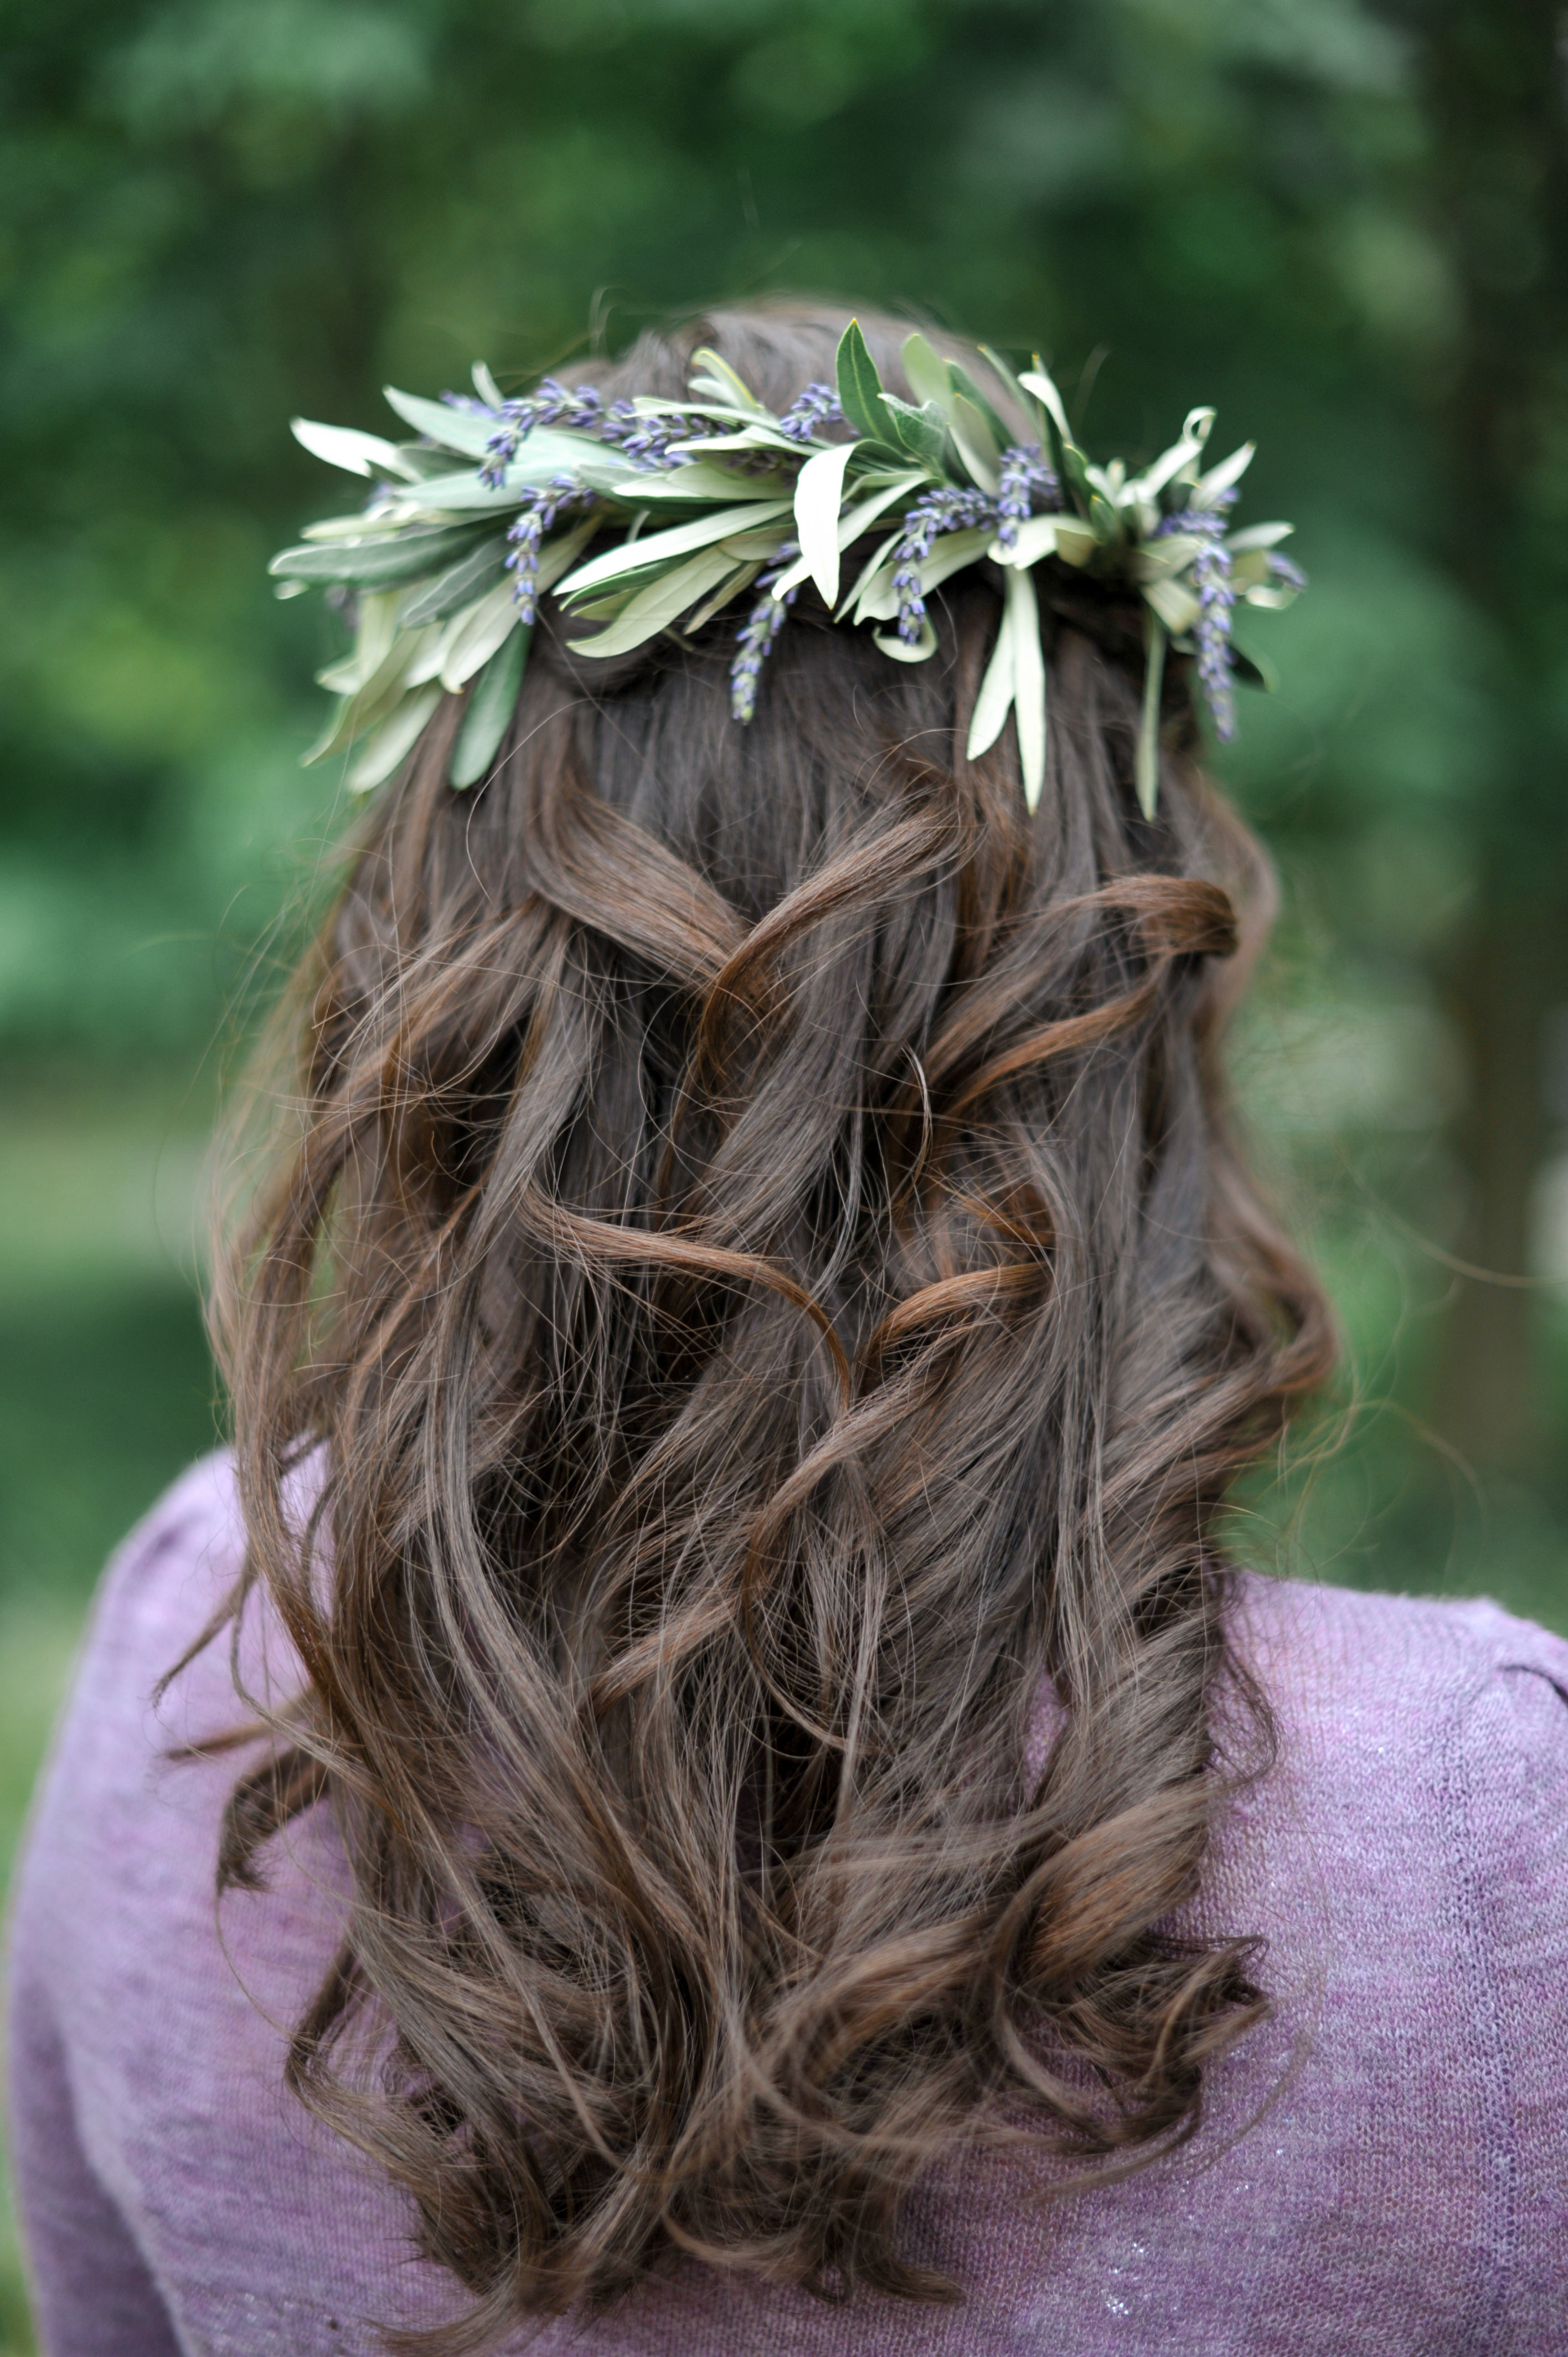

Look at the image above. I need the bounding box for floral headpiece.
[271,324,1302,814]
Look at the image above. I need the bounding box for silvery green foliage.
[271,327,1303,812]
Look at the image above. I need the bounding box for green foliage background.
[3,1,1567,2341]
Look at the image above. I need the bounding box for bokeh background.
[3,0,1566,2340]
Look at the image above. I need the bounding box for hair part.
[210,301,1334,2345]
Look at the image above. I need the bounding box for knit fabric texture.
[7,1452,1568,2355]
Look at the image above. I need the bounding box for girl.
[9,303,1567,2354]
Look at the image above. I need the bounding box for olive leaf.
[794,443,856,605]
[271,522,489,588]
[401,535,511,626]
[450,627,529,788]
[347,685,442,794]
[569,544,741,659]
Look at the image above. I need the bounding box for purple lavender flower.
[504,475,596,621]
[1268,551,1307,592]
[1156,495,1240,742]
[889,485,998,644]
[993,443,1059,548]
[474,379,723,485]
[730,542,800,722]
[777,383,844,445]
[479,380,605,484]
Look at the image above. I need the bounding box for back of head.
[216,299,1333,2339]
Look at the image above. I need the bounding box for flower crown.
[271,323,1303,815]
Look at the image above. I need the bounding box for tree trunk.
[1432,884,1559,1467]
[1411,0,1568,1471]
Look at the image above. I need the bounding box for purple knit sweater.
[8,1453,1568,2355]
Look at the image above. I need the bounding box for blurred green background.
[3,0,1567,2342]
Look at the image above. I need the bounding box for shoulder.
[1231,1568,1568,1735]
[1225,1571,1568,1912]
[10,1451,286,1948]
[82,1449,246,1686]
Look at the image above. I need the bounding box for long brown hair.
[212,302,1333,2343]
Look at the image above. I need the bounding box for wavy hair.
[212,303,1334,2344]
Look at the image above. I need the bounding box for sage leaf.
[876,394,948,468]
[835,320,890,447]
[901,333,956,418]
[951,395,1000,492]
[947,366,1012,457]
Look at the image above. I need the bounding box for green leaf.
[966,595,1017,761]
[682,563,761,636]
[1136,614,1166,819]
[687,349,770,415]
[990,516,1059,569]
[871,616,938,662]
[450,626,529,788]
[347,685,443,794]
[400,534,510,626]
[270,523,490,588]
[305,622,430,764]
[951,395,1000,492]
[558,500,791,601]
[631,461,791,503]
[381,386,495,459]
[965,569,1045,805]
[794,443,855,605]
[900,333,957,418]
[945,364,1012,455]
[1191,440,1254,508]
[1143,577,1201,634]
[393,472,531,512]
[876,394,948,468]
[976,344,1039,435]
[1230,639,1278,693]
[439,586,519,691]
[291,418,422,482]
[569,544,740,659]
[1009,568,1046,807]
[835,319,890,446]
[1226,520,1293,553]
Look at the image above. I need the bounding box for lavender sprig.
[1157,493,1240,742]
[777,383,844,445]
[505,475,596,621]
[890,486,997,644]
[730,542,800,722]
[993,443,1059,548]
[474,379,722,485]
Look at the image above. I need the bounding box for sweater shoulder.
[1232,1568,1568,1707]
